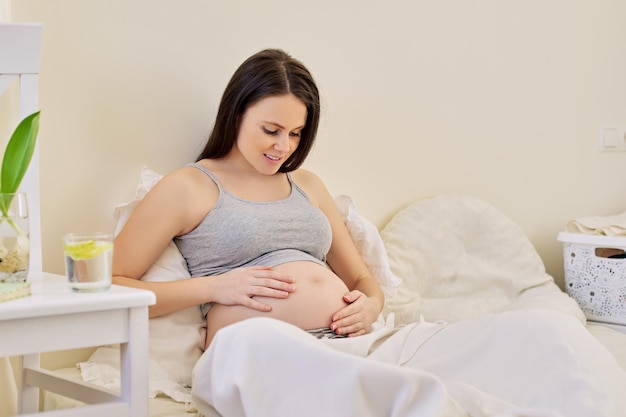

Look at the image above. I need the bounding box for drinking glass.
[63,232,113,292]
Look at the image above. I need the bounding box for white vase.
[0,192,29,283]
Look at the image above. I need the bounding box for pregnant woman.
[112,48,384,348]
[112,48,626,417]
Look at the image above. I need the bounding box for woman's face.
[235,94,306,175]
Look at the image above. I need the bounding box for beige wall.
[9,0,626,288]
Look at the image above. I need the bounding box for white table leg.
[120,306,150,417]
[18,354,39,414]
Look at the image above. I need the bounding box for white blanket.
[191,311,626,417]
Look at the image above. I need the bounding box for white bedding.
[43,192,626,416]
[189,195,626,416]
[192,311,626,417]
[380,194,585,326]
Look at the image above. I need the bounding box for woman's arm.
[292,169,384,336]
[113,167,214,317]
[113,167,296,318]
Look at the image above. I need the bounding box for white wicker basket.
[558,232,626,325]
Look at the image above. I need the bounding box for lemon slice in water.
[64,240,112,260]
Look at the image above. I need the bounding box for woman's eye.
[290,131,302,138]
[262,127,278,135]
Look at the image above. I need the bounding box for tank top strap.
[186,162,224,193]
[285,172,312,203]
[285,171,295,187]
[188,163,305,204]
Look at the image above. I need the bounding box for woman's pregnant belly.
[205,261,349,348]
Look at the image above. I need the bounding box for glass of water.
[63,233,113,292]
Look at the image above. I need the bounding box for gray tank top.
[174,163,332,315]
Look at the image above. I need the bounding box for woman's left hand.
[330,290,381,337]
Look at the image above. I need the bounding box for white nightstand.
[0,272,156,417]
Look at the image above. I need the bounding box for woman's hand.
[330,290,382,337]
[207,266,296,312]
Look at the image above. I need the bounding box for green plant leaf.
[1,111,40,196]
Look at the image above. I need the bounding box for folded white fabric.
[78,346,192,404]
[566,211,626,236]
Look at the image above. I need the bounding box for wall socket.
[599,124,626,152]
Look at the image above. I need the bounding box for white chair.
[0,22,43,417]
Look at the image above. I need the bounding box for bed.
[43,168,626,416]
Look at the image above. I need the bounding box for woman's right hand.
[207,266,296,312]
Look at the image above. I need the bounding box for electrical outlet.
[599,124,626,152]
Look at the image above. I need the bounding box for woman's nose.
[274,133,290,152]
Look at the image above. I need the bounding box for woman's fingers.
[255,277,295,293]
[330,291,376,336]
[236,283,291,312]
[225,266,297,310]
[239,295,273,312]
[250,267,296,284]
[246,267,296,296]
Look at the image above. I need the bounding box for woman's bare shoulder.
[290,168,324,188]
[135,164,219,233]
[290,168,332,206]
[151,164,217,197]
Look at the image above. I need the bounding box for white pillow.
[334,195,402,288]
[113,167,400,388]
[381,194,585,326]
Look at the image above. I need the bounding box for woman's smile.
[235,94,306,174]
[264,153,282,163]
